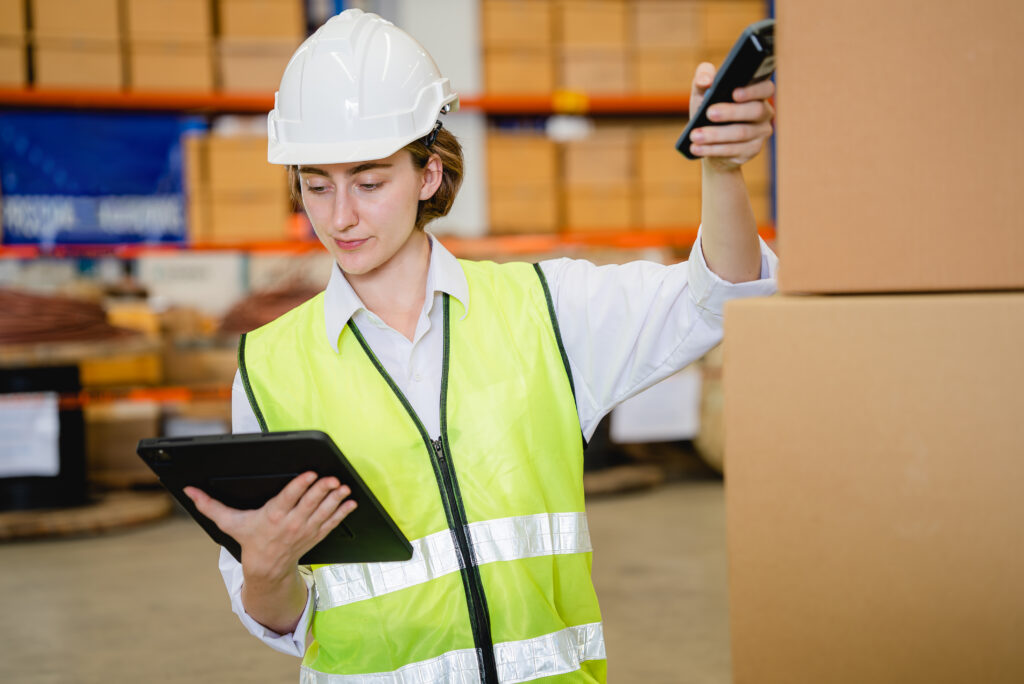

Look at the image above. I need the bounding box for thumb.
[184,486,239,534]
[690,62,717,114]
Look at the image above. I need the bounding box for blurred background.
[2,1,1022,683]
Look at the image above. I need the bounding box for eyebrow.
[297,163,393,178]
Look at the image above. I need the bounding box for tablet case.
[137,430,412,564]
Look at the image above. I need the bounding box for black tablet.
[137,430,412,565]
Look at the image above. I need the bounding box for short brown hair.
[287,127,464,231]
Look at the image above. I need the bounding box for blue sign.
[0,111,206,246]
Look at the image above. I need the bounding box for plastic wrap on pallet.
[0,111,206,246]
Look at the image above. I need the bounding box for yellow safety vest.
[239,260,606,683]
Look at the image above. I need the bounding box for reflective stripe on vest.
[299,622,605,684]
[314,512,592,611]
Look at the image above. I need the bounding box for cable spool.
[0,289,137,345]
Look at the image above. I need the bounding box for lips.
[334,237,369,250]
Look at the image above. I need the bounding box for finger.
[693,62,716,93]
[733,79,775,103]
[295,478,345,519]
[690,121,773,146]
[706,101,772,125]
[689,62,717,113]
[690,140,764,161]
[308,485,352,528]
[184,486,240,533]
[315,499,358,542]
[265,471,319,517]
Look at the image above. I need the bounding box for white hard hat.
[267,9,458,165]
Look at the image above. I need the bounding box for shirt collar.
[322,233,469,352]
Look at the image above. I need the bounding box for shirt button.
[413,373,423,382]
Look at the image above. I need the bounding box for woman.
[185,8,777,683]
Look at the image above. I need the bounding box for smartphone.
[676,18,775,160]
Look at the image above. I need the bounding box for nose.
[333,188,358,231]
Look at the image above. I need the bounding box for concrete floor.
[0,479,730,683]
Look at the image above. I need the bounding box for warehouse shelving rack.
[0,87,774,259]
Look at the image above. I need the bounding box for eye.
[358,182,382,191]
[303,179,331,194]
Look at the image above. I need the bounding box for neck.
[347,231,431,340]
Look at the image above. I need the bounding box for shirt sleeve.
[539,225,777,441]
[214,370,312,656]
[231,369,262,434]
[218,547,314,657]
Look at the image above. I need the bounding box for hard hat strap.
[423,121,443,147]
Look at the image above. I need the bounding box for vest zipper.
[347,296,498,683]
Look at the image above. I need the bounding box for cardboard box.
[632,0,700,50]
[30,0,121,41]
[124,0,211,41]
[484,48,555,94]
[217,37,297,92]
[564,184,634,230]
[482,0,553,50]
[128,40,214,91]
[79,351,163,387]
[560,46,628,94]
[488,184,560,234]
[487,132,558,186]
[32,38,123,89]
[85,400,161,487]
[162,342,238,386]
[724,293,1024,684]
[218,0,305,40]
[700,0,765,50]
[135,252,247,316]
[205,134,286,194]
[557,0,627,49]
[637,123,702,187]
[563,126,633,185]
[191,193,292,245]
[775,0,1024,293]
[634,48,697,95]
[639,185,701,229]
[0,0,26,39]
[0,37,26,86]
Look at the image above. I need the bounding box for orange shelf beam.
[0,88,688,115]
[57,385,232,409]
[0,87,275,112]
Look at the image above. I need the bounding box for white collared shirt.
[222,227,778,655]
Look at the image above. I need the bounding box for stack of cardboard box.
[563,125,635,229]
[724,1,1024,681]
[0,0,26,86]
[557,0,629,94]
[124,0,213,91]
[482,0,766,95]
[481,0,555,94]
[636,123,702,228]
[485,121,771,234]
[632,0,700,95]
[183,131,292,244]
[30,0,123,89]
[217,0,305,93]
[486,131,559,234]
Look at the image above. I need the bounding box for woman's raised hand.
[687,62,775,170]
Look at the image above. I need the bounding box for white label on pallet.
[0,392,60,478]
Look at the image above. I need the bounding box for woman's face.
[298,150,440,278]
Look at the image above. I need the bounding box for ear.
[419,154,444,201]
